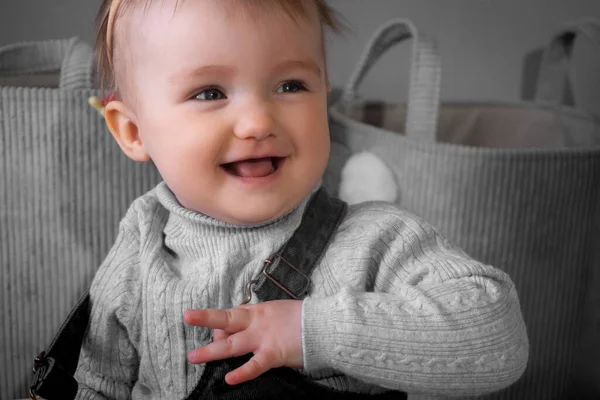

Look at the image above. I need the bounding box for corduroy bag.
[323,18,600,400]
[0,38,161,399]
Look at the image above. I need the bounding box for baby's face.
[127,0,330,225]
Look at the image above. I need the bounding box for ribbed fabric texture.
[0,37,162,399]
[73,183,527,400]
[0,88,162,399]
[59,40,96,90]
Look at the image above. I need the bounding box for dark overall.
[29,189,407,400]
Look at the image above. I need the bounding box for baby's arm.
[301,203,529,397]
[74,220,142,400]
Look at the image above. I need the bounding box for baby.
[74,0,529,399]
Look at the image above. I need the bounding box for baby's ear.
[104,101,150,162]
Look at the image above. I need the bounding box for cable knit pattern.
[74,182,528,399]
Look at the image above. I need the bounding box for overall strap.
[30,188,347,400]
[184,187,348,400]
[252,188,348,302]
[29,292,90,399]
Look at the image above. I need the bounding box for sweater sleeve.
[301,203,529,397]
[74,213,142,400]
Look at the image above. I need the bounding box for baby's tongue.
[228,158,274,178]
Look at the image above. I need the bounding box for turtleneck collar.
[155,182,316,263]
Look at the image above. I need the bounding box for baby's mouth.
[221,157,284,178]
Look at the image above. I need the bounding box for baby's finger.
[188,332,255,364]
[184,308,251,332]
[225,352,274,385]
[213,328,229,342]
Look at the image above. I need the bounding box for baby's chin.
[218,203,299,227]
[179,197,300,227]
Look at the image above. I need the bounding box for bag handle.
[0,37,95,90]
[534,17,600,105]
[340,19,441,142]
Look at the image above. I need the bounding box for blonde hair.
[95,0,341,96]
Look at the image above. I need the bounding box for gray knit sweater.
[74,182,528,399]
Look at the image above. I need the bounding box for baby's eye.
[194,88,226,101]
[276,80,307,94]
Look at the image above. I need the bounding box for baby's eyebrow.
[169,65,237,84]
[273,59,322,79]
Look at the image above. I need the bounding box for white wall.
[0,0,98,46]
[1,0,599,110]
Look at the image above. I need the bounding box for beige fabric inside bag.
[343,101,600,149]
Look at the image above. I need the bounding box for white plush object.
[338,151,398,205]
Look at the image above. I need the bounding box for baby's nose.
[233,101,276,141]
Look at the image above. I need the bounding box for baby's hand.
[184,300,303,385]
